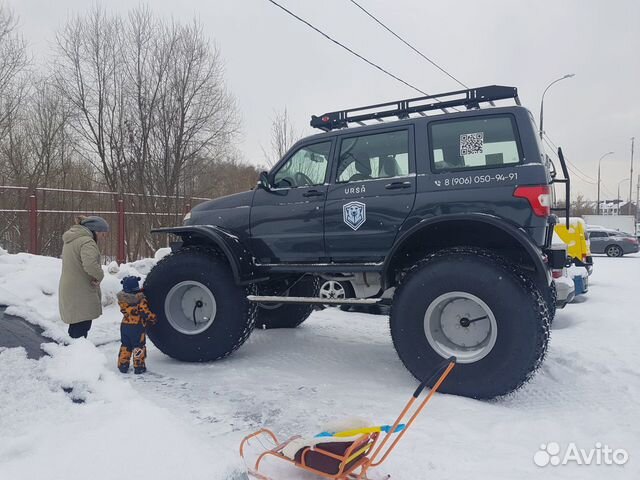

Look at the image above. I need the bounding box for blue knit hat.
[121,276,142,294]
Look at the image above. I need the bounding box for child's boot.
[118,346,131,373]
[133,346,147,374]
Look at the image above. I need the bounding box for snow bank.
[0,250,247,479]
[0,251,159,344]
[0,343,239,480]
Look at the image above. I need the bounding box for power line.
[265,0,431,97]
[543,134,598,183]
[541,136,616,198]
[348,0,469,89]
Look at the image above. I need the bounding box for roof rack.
[310,85,520,132]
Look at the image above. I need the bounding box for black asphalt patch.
[0,306,48,359]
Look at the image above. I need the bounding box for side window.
[429,116,522,172]
[589,231,604,238]
[273,141,332,188]
[336,130,409,183]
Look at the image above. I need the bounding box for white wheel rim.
[320,280,347,306]
[165,281,217,335]
[424,291,498,364]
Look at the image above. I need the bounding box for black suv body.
[145,86,569,399]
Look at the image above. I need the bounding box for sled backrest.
[369,357,456,468]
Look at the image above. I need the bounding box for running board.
[247,295,383,306]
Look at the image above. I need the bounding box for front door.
[250,140,333,263]
[324,127,416,262]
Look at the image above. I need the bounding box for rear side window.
[429,116,522,172]
[336,130,410,183]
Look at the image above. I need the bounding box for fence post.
[117,198,126,264]
[29,192,38,255]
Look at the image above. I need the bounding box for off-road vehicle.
[144,86,570,399]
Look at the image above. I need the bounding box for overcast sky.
[11,0,640,201]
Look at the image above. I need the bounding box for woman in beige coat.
[59,216,109,338]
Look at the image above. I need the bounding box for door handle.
[303,189,325,197]
[385,181,412,190]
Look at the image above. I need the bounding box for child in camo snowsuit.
[117,276,157,374]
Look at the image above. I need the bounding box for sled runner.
[239,357,456,480]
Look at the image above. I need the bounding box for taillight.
[513,185,551,217]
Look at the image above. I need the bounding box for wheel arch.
[152,225,262,285]
[384,214,549,288]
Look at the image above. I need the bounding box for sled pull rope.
[370,357,456,468]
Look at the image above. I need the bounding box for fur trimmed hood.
[117,290,145,306]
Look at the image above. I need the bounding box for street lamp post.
[539,74,576,140]
[596,151,615,215]
[617,178,630,215]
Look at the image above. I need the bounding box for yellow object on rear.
[555,219,591,263]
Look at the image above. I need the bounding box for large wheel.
[390,248,550,399]
[144,247,256,362]
[255,276,319,329]
[544,280,557,321]
[605,245,623,257]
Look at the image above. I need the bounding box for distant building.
[598,200,637,217]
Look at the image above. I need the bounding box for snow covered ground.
[0,247,638,479]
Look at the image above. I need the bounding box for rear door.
[324,127,416,261]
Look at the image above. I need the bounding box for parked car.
[568,265,589,296]
[550,232,575,309]
[554,274,575,308]
[587,228,639,257]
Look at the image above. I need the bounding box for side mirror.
[258,171,272,191]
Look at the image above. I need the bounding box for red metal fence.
[0,185,211,263]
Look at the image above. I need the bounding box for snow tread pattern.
[390,246,550,398]
[146,246,257,361]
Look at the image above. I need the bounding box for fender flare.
[151,225,261,285]
[383,213,549,287]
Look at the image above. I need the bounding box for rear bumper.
[555,277,575,308]
[623,243,640,254]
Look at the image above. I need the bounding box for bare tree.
[0,3,28,163]
[0,4,28,130]
[151,20,239,197]
[55,6,126,191]
[1,4,249,259]
[571,195,596,216]
[263,107,301,166]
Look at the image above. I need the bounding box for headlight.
[183,211,191,223]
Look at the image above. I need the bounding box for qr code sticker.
[460,132,484,156]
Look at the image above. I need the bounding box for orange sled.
[239,357,456,480]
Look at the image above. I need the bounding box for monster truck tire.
[144,247,256,362]
[255,276,319,329]
[390,248,550,399]
[546,280,557,321]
